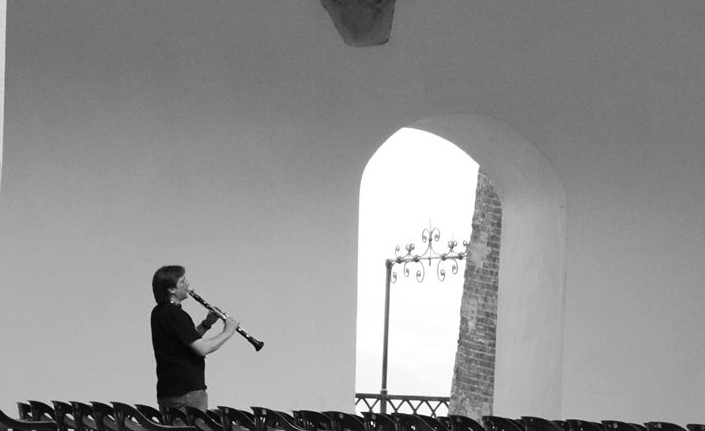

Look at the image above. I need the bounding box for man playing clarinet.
[150,265,239,413]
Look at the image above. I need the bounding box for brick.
[450,168,501,420]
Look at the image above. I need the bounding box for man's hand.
[190,316,241,357]
[204,311,220,327]
[223,317,240,335]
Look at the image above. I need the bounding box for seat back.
[18,403,33,421]
[0,407,58,431]
[483,417,524,431]
[323,412,365,431]
[437,419,451,431]
[52,401,77,431]
[393,414,435,431]
[447,415,484,431]
[217,407,255,431]
[72,402,98,431]
[134,406,163,425]
[250,407,268,431]
[163,410,188,427]
[234,413,254,426]
[522,417,562,431]
[361,413,395,431]
[603,422,644,431]
[564,421,602,431]
[278,413,299,430]
[417,416,448,431]
[184,407,222,431]
[28,402,56,423]
[295,412,334,431]
[250,408,305,431]
[646,423,687,431]
[111,402,195,431]
[92,402,118,431]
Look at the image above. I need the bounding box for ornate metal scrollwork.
[389,223,469,284]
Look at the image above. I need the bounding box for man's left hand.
[204,311,220,327]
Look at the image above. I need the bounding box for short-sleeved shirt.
[151,302,206,398]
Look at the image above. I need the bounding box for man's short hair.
[152,265,185,304]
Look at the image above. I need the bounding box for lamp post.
[379,223,468,414]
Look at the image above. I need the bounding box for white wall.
[0,0,5,192]
[3,0,705,424]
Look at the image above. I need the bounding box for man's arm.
[190,317,239,357]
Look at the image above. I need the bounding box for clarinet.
[188,290,264,352]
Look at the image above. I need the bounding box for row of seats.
[1,400,703,431]
[483,415,705,431]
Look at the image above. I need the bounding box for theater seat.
[483,416,524,431]
[111,402,195,431]
[564,420,603,431]
[392,413,436,431]
[645,423,687,431]
[603,421,644,431]
[294,411,334,431]
[185,407,223,431]
[28,402,56,422]
[164,409,189,427]
[92,402,119,431]
[250,407,307,431]
[361,412,395,431]
[18,403,33,420]
[52,401,77,431]
[133,406,162,425]
[72,401,100,431]
[217,406,256,431]
[323,411,365,431]
[419,415,449,431]
[447,415,485,431]
[522,417,562,431]
[0,407,57,431]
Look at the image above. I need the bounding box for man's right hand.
[224,317,240,335]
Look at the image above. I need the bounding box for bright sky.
[356,128,479,399]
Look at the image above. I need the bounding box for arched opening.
[408,114,567,418]
[356,114,567,418]
[356,127,479,413]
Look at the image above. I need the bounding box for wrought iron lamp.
[379,223,468,413]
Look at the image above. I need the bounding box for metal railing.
[355,393,449,417]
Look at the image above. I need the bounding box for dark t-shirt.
[151,302,205,398]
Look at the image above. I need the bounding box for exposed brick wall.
[449,168,502,420]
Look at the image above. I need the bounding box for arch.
[407,114,567,418]
[356,128,478,403]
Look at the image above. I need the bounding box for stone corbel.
[320,0,396,47]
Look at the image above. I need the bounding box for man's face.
[173,274,190,301]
